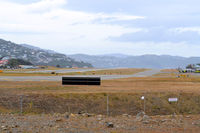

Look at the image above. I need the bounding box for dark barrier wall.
[62,77,101,85]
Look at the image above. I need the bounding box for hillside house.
[0,60,8,67]
[19,65,39,69]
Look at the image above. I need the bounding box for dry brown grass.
[61,68,148,75]
[1,77,200,115]
[161,69,179,73]
[0,73,55,76]
[0,76,200,95]
[153,72,200,78]
[0,68,148,76]
[153,72,181,77]
[0,106,11,113]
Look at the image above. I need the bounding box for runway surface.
[7,68,110,73]
[0,69,161,81]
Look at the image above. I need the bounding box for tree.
[56,64,60,68]
[7,59,33,68]
[186,64,195,69]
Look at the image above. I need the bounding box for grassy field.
[64,68,148,75]
[0,72,56,76]
[0,68,147,76]
[0,75,200,115]
[0,68,200,116]
[153,72,200,78]
[160,69,179,73]
[0,76,199,93]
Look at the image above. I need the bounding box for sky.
[0,0,200,57]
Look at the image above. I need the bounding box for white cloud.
[0,0,144,45]
[0,0,199,57]
[95,13,145,22]
[172,27,200,35]
[27,0,67,12]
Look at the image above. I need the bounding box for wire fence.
[0,93,200,132]
[0,92,200,116]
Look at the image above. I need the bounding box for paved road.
[7,68,115,73]
[0,69,161,81]
[26,68,105,73]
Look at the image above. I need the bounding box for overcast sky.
[0,0,200,57]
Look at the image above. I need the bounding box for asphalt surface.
[7,68,111,73]
[0,69,161,81]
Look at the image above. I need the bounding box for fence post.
[144,96,146,113]
[68,93,71,114]
[20,95,23,115]
[107,94,109,116]
[141,95,146,113]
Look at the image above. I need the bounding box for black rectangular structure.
[62,77,101,85]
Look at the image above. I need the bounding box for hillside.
[68,54,200,68]
[0,39,92,68]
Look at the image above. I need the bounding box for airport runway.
[7,68,110,73]
[0,69,161,81]
[25,68,105,73]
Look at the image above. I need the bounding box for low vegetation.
[7,59,33,67]
[0,73,57,76]
[0,76,200,116]
[0,91,200,116]
[0,68,147,76]
[56,68,148,75]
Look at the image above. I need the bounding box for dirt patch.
[0,113,200,133]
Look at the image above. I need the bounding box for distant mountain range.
[1,38,199,69]
[0,39,92,68]
[68,54,200,69]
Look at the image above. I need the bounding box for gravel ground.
[0,113,200,133]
